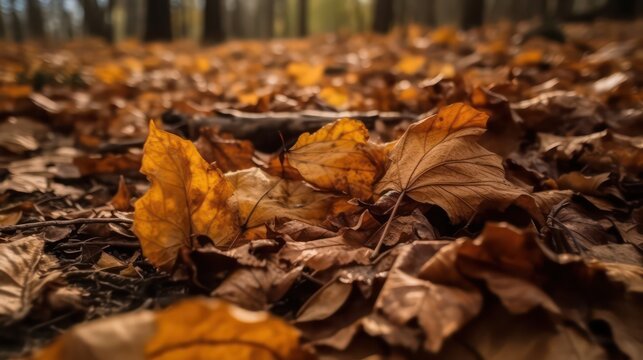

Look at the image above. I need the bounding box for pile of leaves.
[0,21,642,359]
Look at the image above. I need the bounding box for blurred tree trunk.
[144,0,172,42]
[203,0,224,43]
[264,0,274,38]
[461,0,484,29]
[0,8,5,39]
[27,0,45,39]
[125,0,140,38]
[10,0,23,42]
[373,0,393,33]
[80,0,103,37]
[297,0,307,36]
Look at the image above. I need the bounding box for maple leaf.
[133,122,236,271]
[372,103,527,256]
[35,298,308,360]
[286,118,387,200]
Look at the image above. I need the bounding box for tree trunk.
[144,0,172,42]
[10,0,23,42]
[297,0,307,37]
[461,0,485,30]
[373,0,393,33]
[0,7,5,39]
[27,0,45,39]
[203,0,224,43]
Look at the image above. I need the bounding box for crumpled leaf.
[212,261,302,311]
[375,103,527,223]
[226,168,341,231]
[375,241,481,352]
[286,118,387,200]
[133,122,236,271]
[280,235,372,272]
[0,235,61,325]
[35,298,309,360]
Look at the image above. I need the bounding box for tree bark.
[373,0,393,34]
[144,0,172,42]
[203,0,224,43]
[461,0,485,30]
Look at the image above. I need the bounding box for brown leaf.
[133,122,237,271]
[280,235,372,272]
[109,175,131,211]
[296,280,353,322]
[227,168,342,231]
[0,235,61,325]
[286,118,387,200]
[375,103,526,223]
[194,127,256,173]
[212,261,301,311]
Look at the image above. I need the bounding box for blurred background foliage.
[0,0,641,44]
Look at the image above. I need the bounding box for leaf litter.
[0,22,641,359]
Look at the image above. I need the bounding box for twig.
[0,217,133,232]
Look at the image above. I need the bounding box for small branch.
[370,191,405,260]
[0,217,133,232]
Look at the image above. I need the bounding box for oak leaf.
[286,118,386,200]
[375,103,525,223]
[133,122,236,271]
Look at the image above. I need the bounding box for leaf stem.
[370,191,405,260]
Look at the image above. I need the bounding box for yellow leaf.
[133,122,236,271]
[375,103,526,223]
[286,119,387,200]
[35,298,308,360]
[286,62,325,87]
[319,86,348,109]
[395,55,425,75]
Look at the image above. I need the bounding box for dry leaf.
[133,122,236,271]
[0,235,61,325]
[35,298,308,360]
[194,127,256,173]
[375,103,526,223]
[109,175,131,211]
[226,168,340,231]
[287,118,386,200]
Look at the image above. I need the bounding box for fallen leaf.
[109,175,131,211]
[226,168,340,232]
[286,118,386,200]
[194,127,256,173]
[0,235,61,325]
[375,102,526,223]
[280,235,372,272]
[133,121,236,271]
[35,298,308,360]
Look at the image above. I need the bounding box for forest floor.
[0,21,642,359]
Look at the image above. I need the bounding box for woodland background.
[0,0,642,44]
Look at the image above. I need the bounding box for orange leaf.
[286,119,387,200]
[35,298,309,360]
[133,122,236,271]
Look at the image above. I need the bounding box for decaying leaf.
[375,103,526,223]
[133,122,236,271]
[0,235,61,325]
[35,298,309,360]
[287,118,387,200]
[226,168,340,232]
